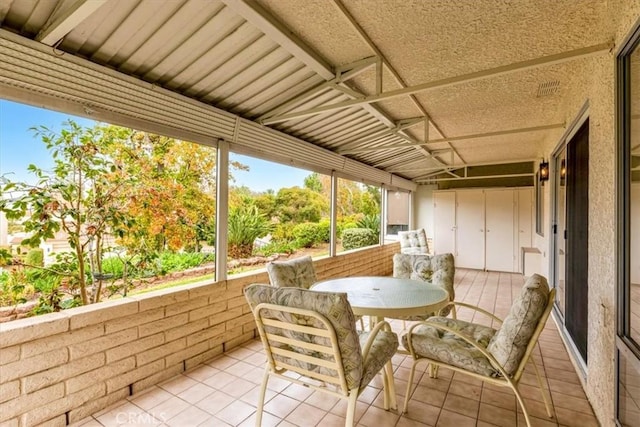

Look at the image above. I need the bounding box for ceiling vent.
[536,80,560,97]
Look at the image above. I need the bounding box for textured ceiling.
[0,0,614,184]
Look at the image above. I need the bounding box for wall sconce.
[560,159,566,178]
[539,161,549,182]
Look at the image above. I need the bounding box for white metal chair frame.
[403,289,556,427]
[252,302,396,427]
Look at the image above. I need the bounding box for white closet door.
[455,190,485,269]
[485,189,515,272]
[434,191,456,255]
[517,188,534,271]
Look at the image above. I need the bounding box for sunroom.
[0,1,638,426]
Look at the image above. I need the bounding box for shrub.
[157,252,215,274]
[341,228,378,250]
[357,214,380,235]
[228,205,271,258]
[292,222,330,248]
[272,224,295,242]
[256,241,298,256]
[24,248,44,267]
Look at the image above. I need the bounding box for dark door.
[565,119,589,361]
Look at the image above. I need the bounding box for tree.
[0,121,132,305]
[304,173,323,192]
[275,187,329,223]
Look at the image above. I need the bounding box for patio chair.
[244,284,398,427]
[266,255,317,289]
[392,253,456,324]
[267,256,365,329]
[401,274,555,427]
[398,229,430,255]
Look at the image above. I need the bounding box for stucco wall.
[537,4,640,424]
[0,243,399,426]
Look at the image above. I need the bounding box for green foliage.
[157,252,215,274]
[24,249,44,267]
[256,241,298,256]
[275,187,328,223]
[303,173,323,192]
[341,228,378,251]
[0,269,33,306]
[228,205,271,258]
[292,221,330,248]
[356,214,380,236]
[272,224,295,242]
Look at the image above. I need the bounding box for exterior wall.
[0,243,399,427]
[537,2,640,424]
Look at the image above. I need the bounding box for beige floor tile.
[195,390,236,415]
[281,382,315,402]
[224,360,255,377]
[358,404,401,427]
[215,400,256,426]
[304,390,341,411]
[478,402,517,427]
[284,401,328,426]
[443,393,479,418]
[448,380,481,400]
[551,391,595,414]
[554,407,599,427]
[158,375,198,395]
[547,378,588,399]
[202,371,237,390]
[219,377,257,398]
[164,406,210,427]
[481,387,516,411]
[148,396,190,422]
[183,364,219,383]
[435,409,476,427]
[402,398,440,425]
[410,384,447,407]
[237,410,281,427]
[318,412,347,427]
[128,386,173,411]
[176,382,216,404]
[263,393,300,419]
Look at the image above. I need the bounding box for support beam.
[390,158,537,173]
[340,123,566,155]
[263,42,612,124]
[416,172,534,183]
[36,0,107,46]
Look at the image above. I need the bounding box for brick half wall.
[0,243,399,426]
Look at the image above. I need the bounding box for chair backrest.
[398,229,429,255]
[266,255,317,289]
[393,253,455,315]
[244,284,363,393]
[487,274,555,379]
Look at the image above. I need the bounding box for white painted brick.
[105,359,164,393]
[104,307,164,334]
[69,299,139,330]
[132,287,189,312]
[105,333,164,364]
[164,298,208,317]
[0,346,19,365]
[164,318,208,343]
[189,301,226,322]
[210,307,243,326]
[0,348,68,383]
[184,346,223,370]
[21,324,104,359]
[0,380,19,403]
[165,341,208,368]
[67,387,129,424]
[131,362,182,395]
[69,327,137,360]
[66,357,135,394]
[186,323,225,347]
[0,418,18,427]
[0,383,64,422]
[0,312,68,348]
[135,338,186,366]
[138,313,188,338]
[187,281,226,301]
[22,383,104,426]
[24,352,105,393]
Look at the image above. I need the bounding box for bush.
[272,224,295,242]
[341,228,378,250]
[256,241,298,256]
[228,205,271,258]
[157,252,215,274]
[292,222,330,248]
[24,248,44,267]
[357,214,380,235]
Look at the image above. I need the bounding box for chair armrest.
[444,301,503,324]
[361,320,393,361]
[405,320,511,380]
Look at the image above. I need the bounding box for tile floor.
[75,270,599,426]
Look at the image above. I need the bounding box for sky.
[0,99,310,192]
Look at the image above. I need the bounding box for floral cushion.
[486,274,550,376]
[266,256,317,289]
[401,317,498,377]
[398,229,429,254]
[358,330,398,391]
[244,284,363,390]
[393,253,455,318]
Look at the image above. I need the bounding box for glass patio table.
[311,276,449,320]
